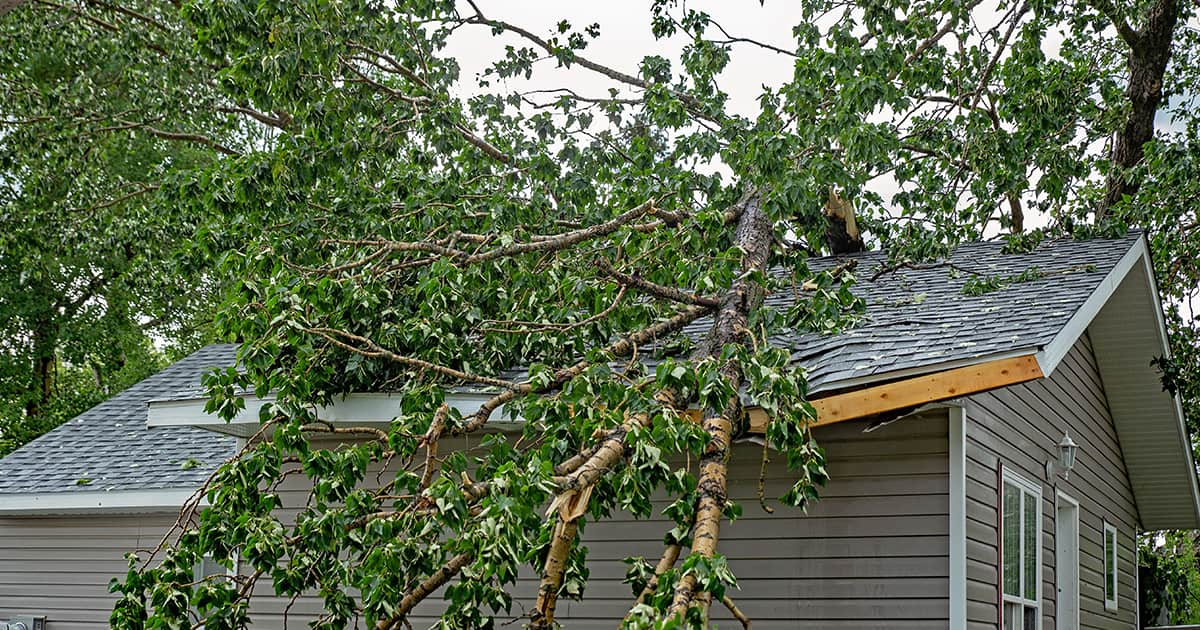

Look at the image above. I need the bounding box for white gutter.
[148,391,516,433]
[0,488,199,516]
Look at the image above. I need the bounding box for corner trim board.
[949,406,966,629]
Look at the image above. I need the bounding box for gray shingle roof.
[761,231,1140,392]
[0,344,238,495]
[0,233,1143,495]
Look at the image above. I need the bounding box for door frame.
[1055,491,1080,630]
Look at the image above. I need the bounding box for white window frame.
[1103,521,1118,611]
[1002,469,1042,630]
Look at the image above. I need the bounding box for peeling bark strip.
[1100,0,1180,214]
[668,198,773,619]
[530,518,580,628]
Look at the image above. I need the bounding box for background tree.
[0,0,273,455]
[0,0,1187,627]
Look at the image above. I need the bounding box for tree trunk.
[823,189,864,255]
[25,321,57,418]
[668,198,772,618]
[1101,0,1180,217]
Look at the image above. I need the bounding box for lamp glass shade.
[1057,433,1078,472]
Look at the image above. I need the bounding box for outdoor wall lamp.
[1045,431,1079,480]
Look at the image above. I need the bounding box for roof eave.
[0,487,199,516]
[1051,235,1200,530]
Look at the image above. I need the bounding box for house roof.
[683,231,1139,394]
[3,232,1196,526]
[0,344,238,511]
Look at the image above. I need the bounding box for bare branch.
[594,258,720,308]
[307,327,528,390]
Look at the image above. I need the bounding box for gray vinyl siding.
[0,413,950,629]
[0,514,178,630]
[512,412,951,629]
[964,333,1139,630]
[267,415,951,628]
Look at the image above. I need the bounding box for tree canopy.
[2,0,1199,627]
[0,0,255,454]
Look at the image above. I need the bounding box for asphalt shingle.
[0,344,239,495]
[760,231,1138,392]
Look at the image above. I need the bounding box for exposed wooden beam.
[741,354,1044,434]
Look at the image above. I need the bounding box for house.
[1,231,1196,629]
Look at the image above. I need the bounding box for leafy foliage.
[0,0,252,455]
[0,0,1196,627]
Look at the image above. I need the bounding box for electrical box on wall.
[1,616,46,630]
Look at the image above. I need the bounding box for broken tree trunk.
[666,197,773,620]
[823,189,864,255]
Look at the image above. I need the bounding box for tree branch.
[464,5,717,122]
[1088,0,1141,48]
[105,119,240,155]
[307,327,528,390]
[594,258,720,308]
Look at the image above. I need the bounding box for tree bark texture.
[25,320,57,418]
[530,517,580,629]
[668,198,773,618]
[1101,0,1180,215]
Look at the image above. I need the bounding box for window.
[1103,521,1118,611]
[192,553,238,628]
[1002,470,1041,630]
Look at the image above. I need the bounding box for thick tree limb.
[1100,0,1181,215]
[721,594,751,629]
[668,198,772,618]
[632,543,682,608]
[1087,0,1141,47]
[419,404,449,490]
[531,509,584,628]
[376,551,473,630]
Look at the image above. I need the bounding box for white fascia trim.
[148,391,515,430]
[1034,237,1146,378]
[810,347,1040,395]
[0,488,197,515]
[949,405,966,629]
